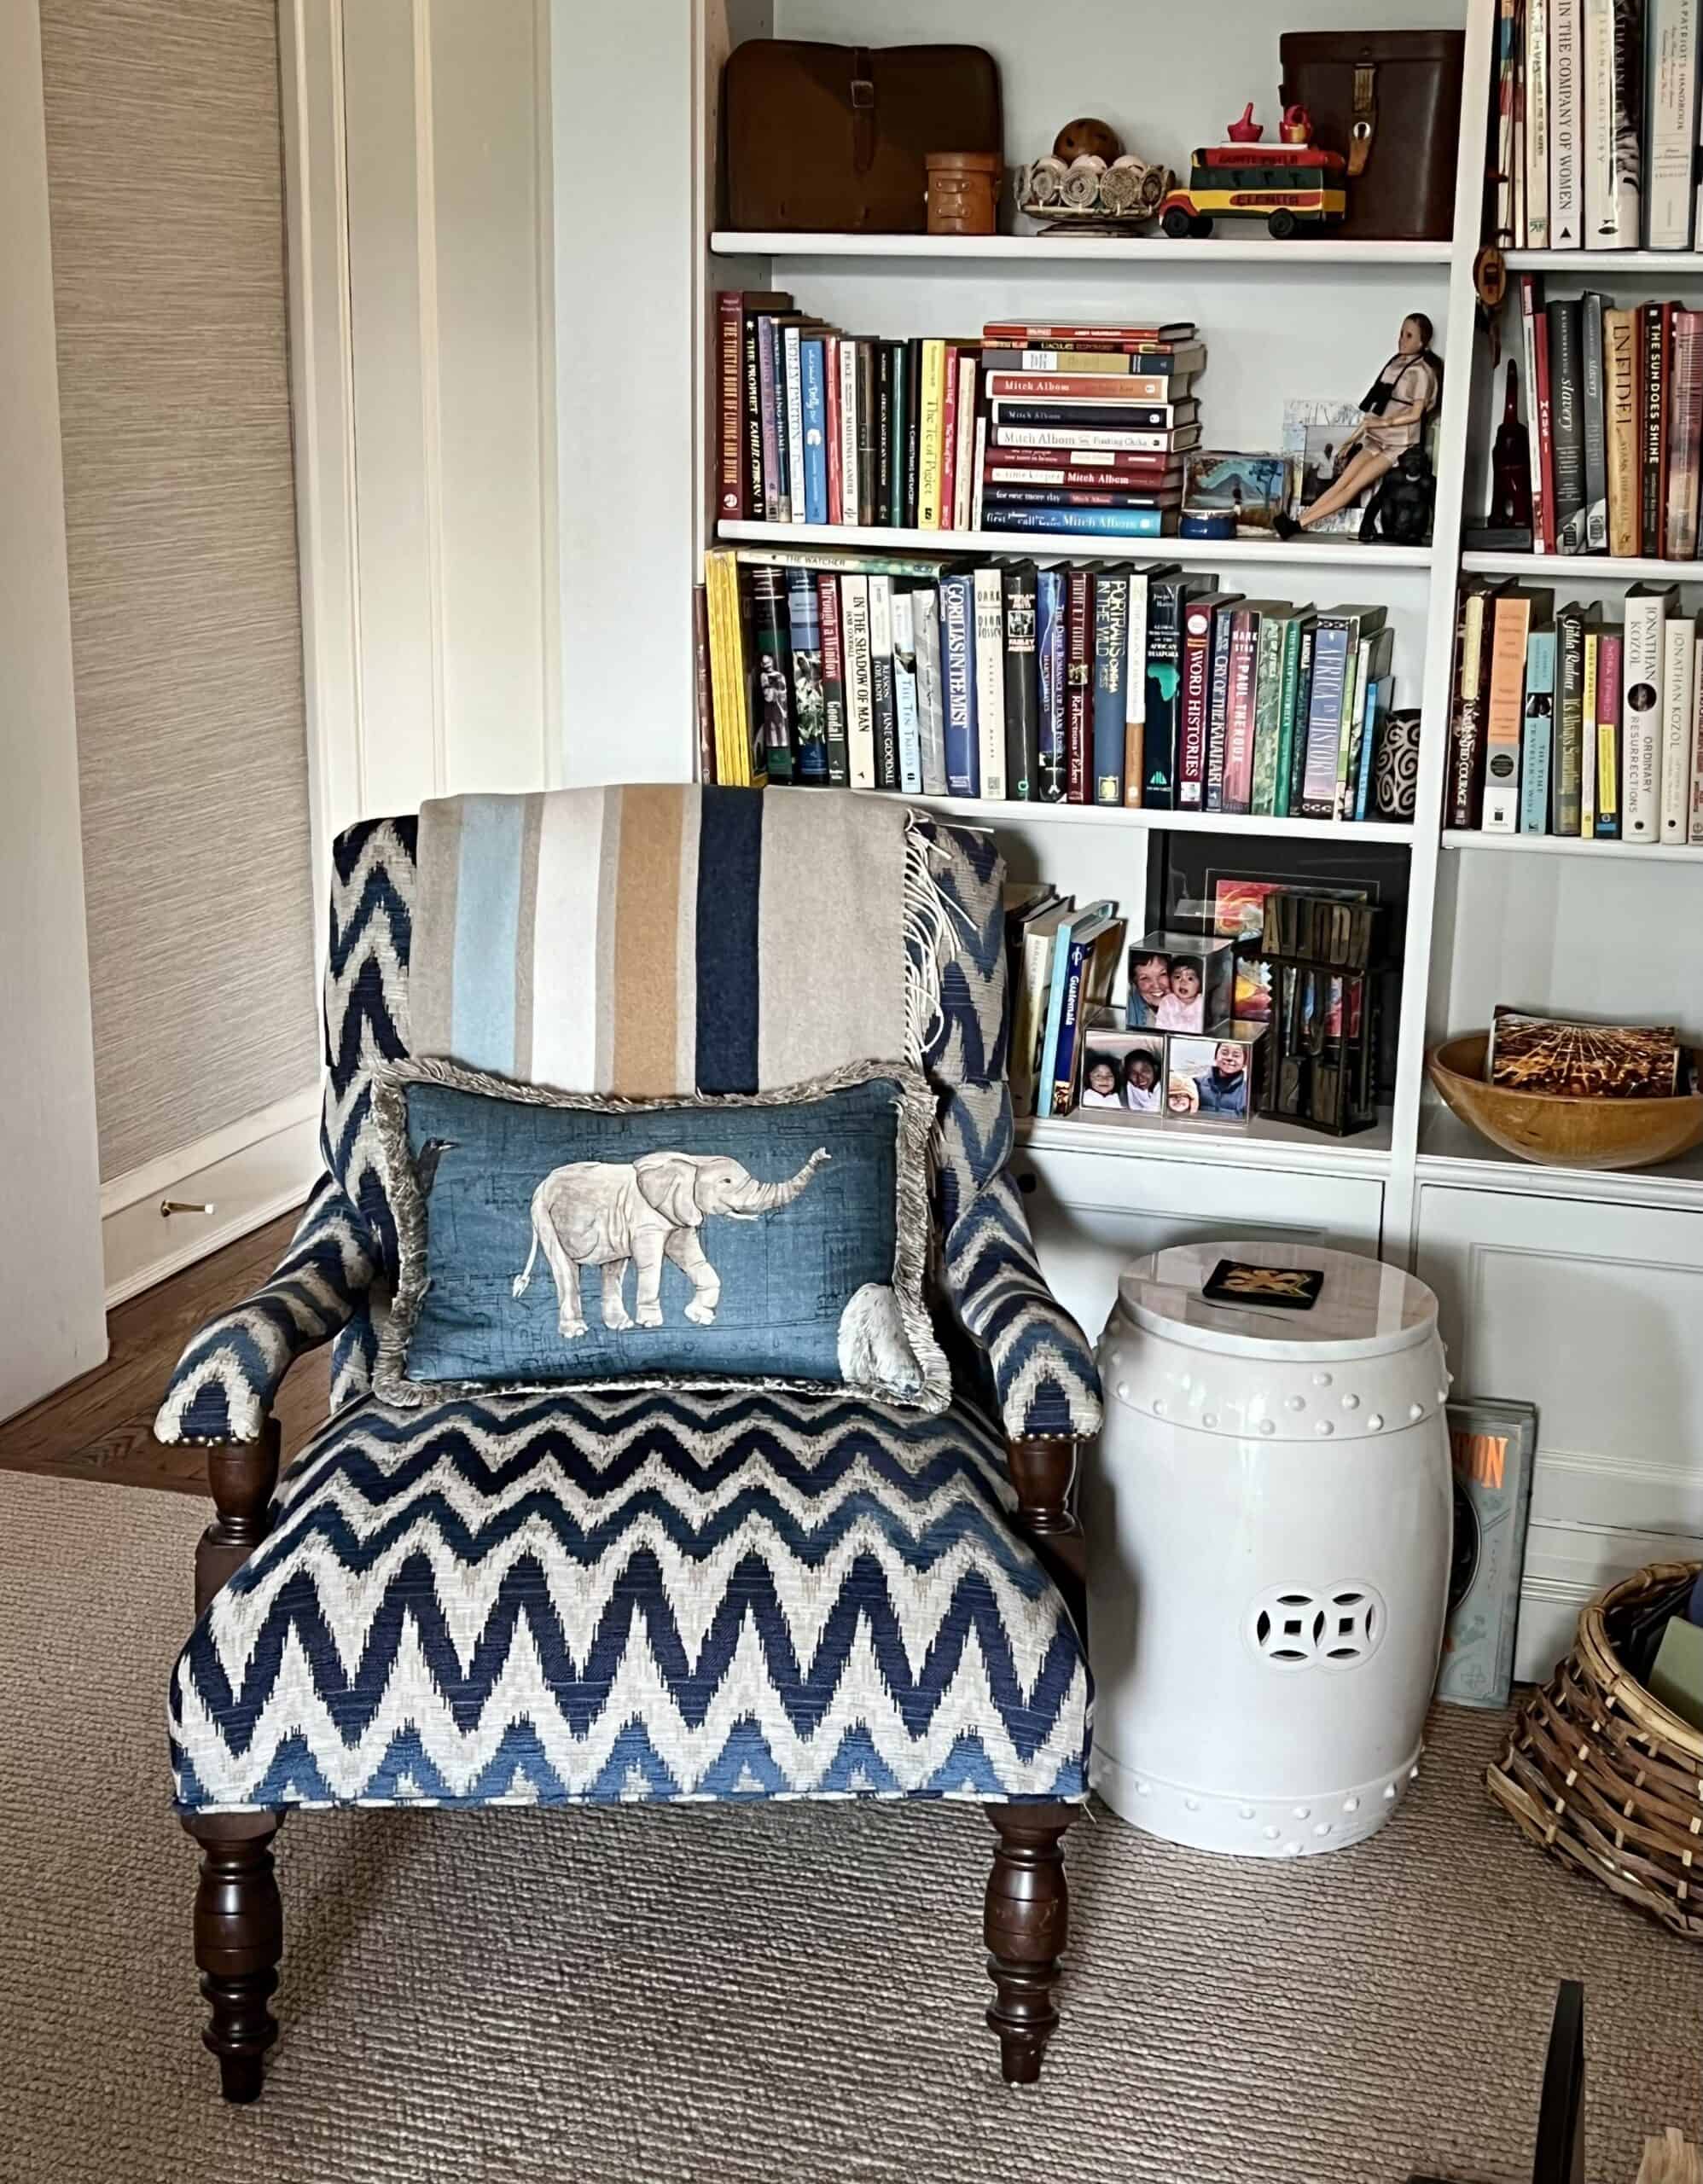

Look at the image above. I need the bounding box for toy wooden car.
[1158,142,1346,238]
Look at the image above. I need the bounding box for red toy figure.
[1281,103,1313,146]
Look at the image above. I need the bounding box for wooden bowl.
[1427,1032,1703,1170]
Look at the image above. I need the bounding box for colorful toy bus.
[1157,142,1346,239]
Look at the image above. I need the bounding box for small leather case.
[1279,31,1465,241]
[724,40,1003,235]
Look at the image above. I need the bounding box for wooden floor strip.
[0,1208,328,1495]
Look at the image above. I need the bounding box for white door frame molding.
[279,0,561,848]
[1,0,108,1417]
[278,0,364,926]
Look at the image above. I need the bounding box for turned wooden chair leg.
[184,1810,284,2102]
[983,1800,1079,2085]
[182,1421,285,2100]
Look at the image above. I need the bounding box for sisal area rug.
[3,1466,1700,2184]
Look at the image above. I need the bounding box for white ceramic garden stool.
[1084,1240,1453,1860]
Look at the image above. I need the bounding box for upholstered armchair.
[156,788,1101,2102]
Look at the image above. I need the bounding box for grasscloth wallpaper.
[38,0,318,1182]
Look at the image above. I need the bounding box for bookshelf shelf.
[873,788,1415,845]
[710,229,1453,269]
[1440,831,1703,861]
[1502,249,1703,272]
[1417,1108,1703,1211]
[1462,550,1703,583]
[718,520,1435,572]
[1024,1105,1394,1177]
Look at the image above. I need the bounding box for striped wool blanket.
[411,785,931,1096]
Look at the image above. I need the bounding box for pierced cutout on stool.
[1247,1583,1386,1670]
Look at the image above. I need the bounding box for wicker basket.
[1487,1560,1703,1942]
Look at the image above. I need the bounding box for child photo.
[1156,954,1205,1031]
[1126,948,1171,1028]
[1075,1032,1165,1114]
[1166,1034,1257,1123]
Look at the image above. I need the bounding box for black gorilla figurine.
[1359,445,1436,545]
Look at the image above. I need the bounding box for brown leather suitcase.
[1279,31,1465,241]
[724,40,1002,235]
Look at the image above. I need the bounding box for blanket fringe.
[902,811,972,1065]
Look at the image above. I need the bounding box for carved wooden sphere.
[1052,117,1121,163]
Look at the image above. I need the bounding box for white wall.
[0,0,106,1415]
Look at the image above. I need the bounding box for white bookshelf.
[689,0,1703,1649]
[720,519,1435,572]
[711,230,1452,268]
[1441,831,1703,861]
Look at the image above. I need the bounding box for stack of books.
[1445,578,1703,843]
[716,288,983,532]
[1493,0,1699,251]
[700,546,1402,821]
[1515,277,1703,558]
[975,318,1205,540]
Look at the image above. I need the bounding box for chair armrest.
[940,1170,1103,1443]
[154,1176,376,1445]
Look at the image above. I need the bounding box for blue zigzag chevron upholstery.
[156,804,1099,1446]
[169,1388,1090,1813]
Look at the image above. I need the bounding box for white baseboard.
[101,1088,322,1307]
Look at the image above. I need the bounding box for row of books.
[698,545,1402,823]
[713,291,1205,543]
[1516,277,1703,557]
[1444,578,1703,841]
[1492,0,1700,251]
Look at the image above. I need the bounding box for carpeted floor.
[3,1467,1699,2184]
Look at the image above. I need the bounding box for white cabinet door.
[1014,1143,1385,1351]
[1414,1182,1703,1680]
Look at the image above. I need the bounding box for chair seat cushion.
[169,1391,1090,1814]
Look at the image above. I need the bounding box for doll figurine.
[1276,312,1443,537]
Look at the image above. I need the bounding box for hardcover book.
[1604,305,1639,554]
[891,586,921,794]
[867,575,898,790]
[1037,567,1067,802]
[972,566,1008,802]
[1484,588,1549,831]
[785,568,828,783]
[1003,562,1040,801]
[1580,291,1607,550]
[939,572,978,797]
[1065,569,1093,803]
[1550,0,1583,245]
[1435,1397,1538,1711]
[1595,625,1623,834]
[840,574,875,789]
[1622,578,1675,840]
[749,566,794,782]
[817,574,850,787]
[1555,601,1585,834]
[1645,0,1698,247]
[1091,567,1131,807]
[1177,593,1230,808]
[910,585,947,797]
[1519,621,1558,832]
[1447,583,1495,829]
[1548,298,1586,551]
[1142,577,1216,809]
[1665,308,1703,560]
[1659,611,1694,842]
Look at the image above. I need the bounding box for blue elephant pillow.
[369,1058,950,1413]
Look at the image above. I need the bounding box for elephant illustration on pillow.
[510,1147,831,1338]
